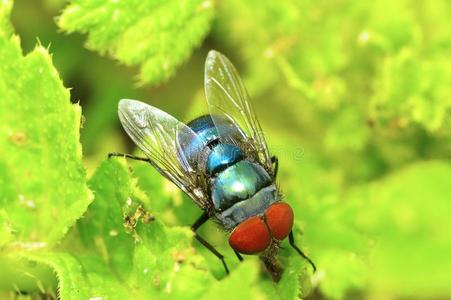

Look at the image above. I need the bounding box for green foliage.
[2,0,451,299]
[214,0,451,132]
[56,159,216,300]
[350,161,451,297]
[58,0,214,85]
[0,0,91,246]
[0,0,13,37]
[273,139,369,299]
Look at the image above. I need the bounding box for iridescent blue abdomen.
[211,161,271,210]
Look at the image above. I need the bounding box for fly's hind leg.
[191,211,230,275]
[108,152,150,163]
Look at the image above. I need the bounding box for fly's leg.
[234,249,244,262]
[194,234,230,275]
[271,156,279,180]
[108,152,151,163]
[191,212,230,275]
[288,230,317,272]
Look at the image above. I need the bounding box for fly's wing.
[204,50,273,175]
[118,99,208,208]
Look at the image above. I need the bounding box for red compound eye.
[229,216,271,254]
[265,202,294,240]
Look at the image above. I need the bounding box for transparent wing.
[118,99,208,208]
[204,50,273,174]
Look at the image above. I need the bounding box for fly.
[109,50,316,281]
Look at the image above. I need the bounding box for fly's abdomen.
[211,161,271,211]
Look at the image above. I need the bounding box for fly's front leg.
[191,211,230,274]
[288,230,317,272]
[234,249,244,262]
[108,152,151,163]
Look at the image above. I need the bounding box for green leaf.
[1,159,217,299]
[200,260,262,300]
[16,252,95,299]
[350,161,451,298]
[370,47,451,131]
[0,252,57,294]
[0,210,13,247]
[0,1,91,246]
[260,252,309,300]
[60,159,215,299]
[77,159,137,274]
[58,0,214,85]
[324,106,370,152]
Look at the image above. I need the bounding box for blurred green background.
[1,0,451,299]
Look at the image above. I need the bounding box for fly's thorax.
[177,115,243,170]
[206,143,244,176]
[176,116,216,170]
